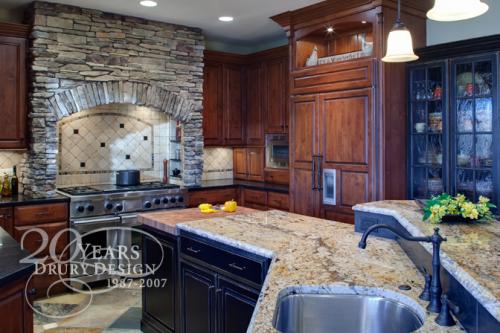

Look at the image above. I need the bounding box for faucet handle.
[419,271,431,301]
[435,294,456,327]
[432,227,447,242]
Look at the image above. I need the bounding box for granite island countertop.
[140,208,463,332]
[353,200,499,322]
[0,227,35,287]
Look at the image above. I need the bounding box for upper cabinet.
[408,36,500,210]
[0,23,29,150]
[203,51,245,147]
[203,47,289,147]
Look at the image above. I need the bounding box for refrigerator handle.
[317,155,323,191]
[312,156,317,191]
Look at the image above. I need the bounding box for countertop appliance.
[57,182,186,286]
[265,134,289,169]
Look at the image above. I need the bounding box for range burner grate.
[58,182,180,196]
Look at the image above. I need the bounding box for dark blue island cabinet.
[407,35,500,210]
[141,225,271,333]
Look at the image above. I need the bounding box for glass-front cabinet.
[408,54,499,208]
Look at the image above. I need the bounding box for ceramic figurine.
[305,46,318,67]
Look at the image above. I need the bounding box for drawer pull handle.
[228,263,246,271]
[35,211,50,217]
[187,247,201,254]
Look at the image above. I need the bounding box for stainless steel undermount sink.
[273,292,424,333]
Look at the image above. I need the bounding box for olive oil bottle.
[11,166,18,196]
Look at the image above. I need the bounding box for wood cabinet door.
[203,62,223,146]
[223,64,245,145]
[264,57,288,133]
[0,207,13,236]
[246,63,264,145]
[0,36,26,149]
[0,277,33,333]
[217,276,259,333]
[180,262,217,333]
[246,148,264,182]
[290,95,320,217]
[143,232,177,332]
[318,88,374,223]
[233,148,248,180]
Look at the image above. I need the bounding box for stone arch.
[48,81,196,122]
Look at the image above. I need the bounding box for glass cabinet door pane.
[476,134,493,167]
[428,134,443,165]
[457,99,473,132]
[475,98,493,132]
[476,170,493,200]
[456,63,473,97]
[456,135,474,168]
[428,168,444,196]
[475,61,493,96]
[412,167,427,198]
[456,169,475,199]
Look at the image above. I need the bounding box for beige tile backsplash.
[57,104,176,186]
[202,148,233,180]
[0,151,26,175]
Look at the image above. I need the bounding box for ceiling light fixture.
[427,0,489,21]
[218,16,234,22]
[361,21,367,24]
[139,0,158,7]
[382,0,418,63]
[326,26,334,33]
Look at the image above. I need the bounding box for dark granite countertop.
[0,227,35,287]
[0,194,70,208]
[185,179,288,193]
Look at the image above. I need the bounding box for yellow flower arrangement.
[423,193,496,224]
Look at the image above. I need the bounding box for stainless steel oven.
[266,134,289,169]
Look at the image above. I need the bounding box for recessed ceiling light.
[140,0,158,7]
[326,26,334,33]
[361,20,367,24]
[218,16,234,22]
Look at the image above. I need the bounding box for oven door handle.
[71,216,122,227]
[120,213,140,226]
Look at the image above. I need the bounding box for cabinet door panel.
[291,168,318,216]
[246,64,264,145]
[264,58,288,133]
[180,262,216,333]
[339,171,369,207]
[223,65,244,145]
[143,234,176,332]
[203,63,223,146]
[233,148,247,180]
[0,36,26,149]
[217,276,259,333]
[247,148,264,181]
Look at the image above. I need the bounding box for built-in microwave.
[265,134,289,169]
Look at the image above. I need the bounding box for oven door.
[70,216,121,283]
[118,213,142,273]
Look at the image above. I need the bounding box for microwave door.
[323,169,336,205]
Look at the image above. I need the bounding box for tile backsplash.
[0,151,26,175]
[57,104,176,186]
[202,148,233,180]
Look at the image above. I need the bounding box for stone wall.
[25,1,204,196]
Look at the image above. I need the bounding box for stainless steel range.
[57,182,186,285]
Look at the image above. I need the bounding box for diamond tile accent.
[202,148,233,180]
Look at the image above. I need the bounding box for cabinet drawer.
[15,203,68,226]
[14,222,68,256]
[267,192,289,211]
[0,207,13,235]
[243,189,267,206]
[264,169,289,185]
[188,188,237,207]
[180,236,268,285]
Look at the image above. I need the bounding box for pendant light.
[382,0,419,63]
[427,0,489,22]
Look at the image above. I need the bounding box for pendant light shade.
[382,0,418,63]
[427,0,489,22]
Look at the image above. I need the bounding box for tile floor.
[34,282,142,333]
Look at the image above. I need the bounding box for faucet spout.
[358,223,446,314]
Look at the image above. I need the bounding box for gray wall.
[427,0,499,45]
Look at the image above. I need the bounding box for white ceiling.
[0,0,323,44]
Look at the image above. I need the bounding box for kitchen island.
[139,207,468,333]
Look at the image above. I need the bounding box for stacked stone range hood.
[25,1,204,196]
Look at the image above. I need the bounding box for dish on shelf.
[428,112,443,132]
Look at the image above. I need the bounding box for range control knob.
[162,197,170,204]
[177,196,184,203]
[105,203,113,210]
[116,204,123,212]
[86,205,94,212]
[170,197,177,204]
[76,205,85,213]
[154,198,161,205]
[144,201,152,209]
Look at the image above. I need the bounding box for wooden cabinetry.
[267,191,289,211]
[245,63,264,145]
[0,23,29,149]
[142,226,178,333]
[0,207,13,236]
[203,52,245,147]
[241,188,267,210]
[263,55,288,133]
[0,275,33,333]
[233,148,264,182]
[13,202,69,299]
[273,0,429,223]
[187,188,237,207]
